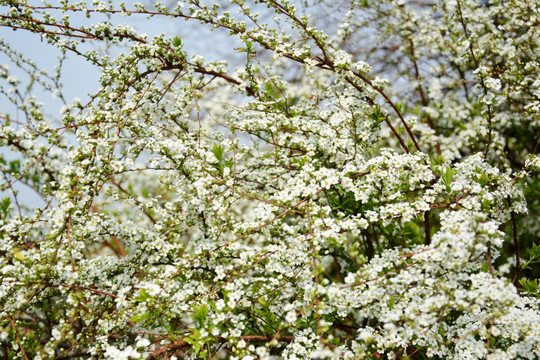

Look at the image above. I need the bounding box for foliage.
[1,0,540,359]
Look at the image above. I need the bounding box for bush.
[1,1,539,359]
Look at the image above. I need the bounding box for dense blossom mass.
[1,0,540,359]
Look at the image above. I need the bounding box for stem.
[410,39,441,155]
[344,78,411,153]
[486,247,496,278]
[456,0,494,159]
[507,197,521,289]
[424,210,432,246]
[8,315,29,360]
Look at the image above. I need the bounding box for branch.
[456,0,494,159]
[7,315,29,360]
[507,197,522,289]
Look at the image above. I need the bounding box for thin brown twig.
[507,197,521,289]
[486,248,496,278]
[7,314,29,360]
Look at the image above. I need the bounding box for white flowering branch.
[0,1,539,360]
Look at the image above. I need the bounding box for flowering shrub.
[1,0,540,359]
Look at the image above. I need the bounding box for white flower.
[485,77,501,91]
[353,60,371,74]
[52,328,62,341]
[215,265,226,280]
[372,77,389,89]
[215,299,226,311]
[256,347,267,356]
[333,50,352,67]
[285,310,297,323]
[136,338,151,348]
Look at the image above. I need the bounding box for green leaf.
[172,36,182,47]
[235,39,254,55]
[193,304,209,326]
[130,312,151,323]
[478,173,489,187]
[441,166,455,193]
[369,105,386,123]
[313,264,325,277]
[438,326,445,338]
[482,199,492,211]
[135,288,150,302]
[388,295,395,309]
[519,278,538,296]
[212,143,224,162]
[523,243,540,270]
[9,159,21,174]
[0,197,11,217]
[258,297,268,308]
[14,249,24,261]
[403,222,421,243]
[528,243,540,261]
[142,187,149,197]
[342,197,357,214]
[431,155,445,169]
[292,157,307,169]
[210,162,225,176]
[184,330,204,355]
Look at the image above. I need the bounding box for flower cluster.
[0,0,539,359]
